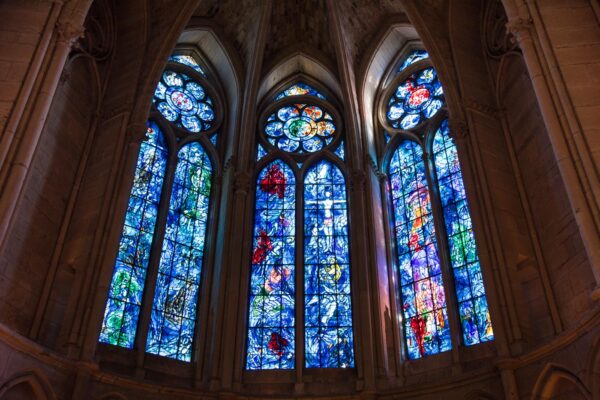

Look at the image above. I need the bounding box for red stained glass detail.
[265,266,291,293]
[408,87,430,108]
[259,164,287,199]
[252,230,273,264]
[268,332,290,357]
[410,314,427,357]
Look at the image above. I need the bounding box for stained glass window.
[387,68,444,130]
[146,143,212,361]
[399,49,429,72]
[274,82,326,100]
[264,104,336,153]
[247,80,354,370]
[433,120,493,345]
[304,161,354,368]
[169,54,206,76]
[153,70,215,133]
[388,141,450,359]
[383,49,493,360]
[246,160,296,370]
[100,52,221,362]
[100,122,167,348]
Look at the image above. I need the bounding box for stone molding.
[55,21,85,46]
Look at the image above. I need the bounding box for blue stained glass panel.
[246,160,296,370]
[433,120,494,345]
[388,140,451,359]
[304,161,354,368]
[399,49,430,72]
[99,122,168,348]
[387,68,444,130]
[274,82,326,100]
[333,140,345,161]
[257,144,267,161]
[153,70,215,134]
[145,142,212,361]
[169,54,206,76]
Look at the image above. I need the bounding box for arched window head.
[246,81,354,370]
[99,50,223,362]
[379,48,493,360]
[388,140,451,359]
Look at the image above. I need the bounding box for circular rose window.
[264,103,336,153]
[153,70,215,133]
[386,68,444,130]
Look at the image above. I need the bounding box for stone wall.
[0,0,598,399]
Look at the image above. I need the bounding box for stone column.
[0,16,85,250]
[505,15,600,300]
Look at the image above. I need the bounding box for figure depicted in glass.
[381,49,493,360]
[246,160,296,369]
[246,82,354,369]
[100,51,221,362]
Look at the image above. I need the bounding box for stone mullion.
[192,171,222,387]
[224,171,253,390]
[327,0,375,390]
[346,170,375,391]
[227,0,272,390]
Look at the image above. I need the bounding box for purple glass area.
[388,140,451,359]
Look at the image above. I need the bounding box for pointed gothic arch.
[0,371,56,400]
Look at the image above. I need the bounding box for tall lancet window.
[246,82,354,369]
[99,51,222,362]
[379,49,494,360]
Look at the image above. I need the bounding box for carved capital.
[223,156,236,174]
[55,21,85,47]
[366,156,386,182]
[348,169,367,193]
[448,119,470,142]
[506,17,533,45]
[129,122,150,144]
[463,98,498,117]
[233,171,252,195]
